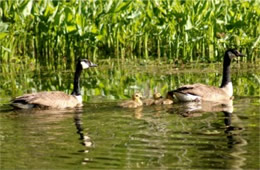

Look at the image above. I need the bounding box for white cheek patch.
[228,51,236,60]
[81,61,89,69]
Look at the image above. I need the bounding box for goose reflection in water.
[223,111,247,170]
[73,112,93,165]
[14,108,94,165]
[74,113,92,148]
[167,100,233,117]
[168,100,247,169]
[133,107,143,119]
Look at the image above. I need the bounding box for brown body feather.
[12,91,82,109]
[143,92,174,105]
[143,98,155,106]
[154,98,174,105]
[173,83,231,102]
[119,100,142,108]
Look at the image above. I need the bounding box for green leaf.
[18,0,33,17]
[115,1,132,13]
[1,46,11,52]
[0,32,8,40]
[66,25,77,33]
[64,7,74,23]
[105,0,114,13]
[0,22,9,32]
[185,16,193,30]
[252,36,260,49]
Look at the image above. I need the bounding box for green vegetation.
[0,0,259,69]
[0,61,259,105]
[0,0,259,102]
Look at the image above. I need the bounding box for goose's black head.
[77,59,97,70]
[225,49,244,60]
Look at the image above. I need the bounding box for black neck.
[71,63,82,96]
[223,111,232,127]
[220,52,231,88]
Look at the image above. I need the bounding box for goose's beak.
[235,50,244,57]
[233,51,244,61]
[237,52,244,57]
[89,61,98,67]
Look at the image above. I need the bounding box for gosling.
[119,92,143,108]
[143,92,174,106]
[154,91,174,105]
[143,92,163,106]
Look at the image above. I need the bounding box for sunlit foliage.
[0,0,259,67]
[0,61,259,105]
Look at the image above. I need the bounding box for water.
[0,62,259,169]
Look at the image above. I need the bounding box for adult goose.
[168,49,243,102]
[11,59,97,109]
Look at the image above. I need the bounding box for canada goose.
[143,92,163,106]
[11,59,97,109]
[119,92,143,108]
[168,49,243,102]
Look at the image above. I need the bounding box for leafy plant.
[0,0,259,67]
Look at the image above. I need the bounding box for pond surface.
[0,61,259,169]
